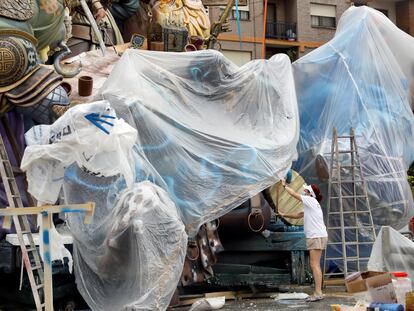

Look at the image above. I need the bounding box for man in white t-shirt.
[278,179,328,302]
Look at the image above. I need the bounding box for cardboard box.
[366,273,397,303]
[345,271,386,293]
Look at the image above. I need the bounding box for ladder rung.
[327,241,374,245]
[337,135,353,139]
[26,247,37,252]
[36,284,44,290]
[327,226,375,230]
[331,180,364,184]
[323,272,346,276]
[31,265,42,271]
[328,211,372,215]
[337,150,356,154]
[330,195,367,199]
[325,256,371,261]
[337,165,360,169]
[12,167,23,174]
[325,256,359,261]
[20,230,32,235]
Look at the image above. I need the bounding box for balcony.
[266,21,297,40]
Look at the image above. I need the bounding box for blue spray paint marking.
[84,113,116,134]
[43,229,49,245]
[164,155,224,207]
[61,208,86,214]
[191,67,202,82]
[235,0,242,49]
[162,144,261,209]
[44,251,51,265]
[65,165,115,190]
[191,67,212,83]
[140,135,172,151]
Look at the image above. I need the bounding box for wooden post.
[42,212,53,311]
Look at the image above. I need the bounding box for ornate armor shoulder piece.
[0,35,38,88]
[0,0,34,21]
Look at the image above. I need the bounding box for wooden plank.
[2,209,12,229]
[324,278,345,286]
[269,170,305,226]
[178,294,204,299]
[205,291,237,299]
[1,202,95,225]
[83,202,96,224]
[179,297,203,306]
[42,212,53,311]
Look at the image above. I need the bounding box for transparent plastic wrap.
[292,6,414,271]
[21,101,187,310]
[21,101,137,203]
[368,226,414,287]
[64,174,187,311]
[21,50,299,310]
[101,49,299,236]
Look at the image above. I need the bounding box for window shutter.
[310,3,336,17]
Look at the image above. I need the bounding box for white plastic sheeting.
[21,50,299,310]
[65,178,187,310]
[368,226,414,286]
[21,101,137,203]
[293,6,414,271]
[21,101,188,310]
[38,214,74,273]
[101,49,299,236]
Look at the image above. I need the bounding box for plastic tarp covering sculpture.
[101,49,299,236]
[293,6,414,271]
[21,101,188,310]
[21,50,299,310]
[368,226,414,286]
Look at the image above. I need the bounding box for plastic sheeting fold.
[293,6,414,272]
[101,49,299,236]
[368,226,414,286]
[21,50,299,310]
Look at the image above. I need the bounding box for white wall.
[369,0,397,24]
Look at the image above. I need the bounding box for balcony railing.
[266,21,297,40]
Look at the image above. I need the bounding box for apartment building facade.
[209,0,414,65]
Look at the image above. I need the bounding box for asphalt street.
[173,291,358,311]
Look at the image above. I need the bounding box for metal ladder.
[323,128,376,281]
[0,133,45,310]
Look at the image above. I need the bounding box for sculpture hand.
[95,7,106,23]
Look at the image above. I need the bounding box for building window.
[231,9,249,20]
[311,15,336,27]
[310,3,336,28]
[219,5,250,21]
